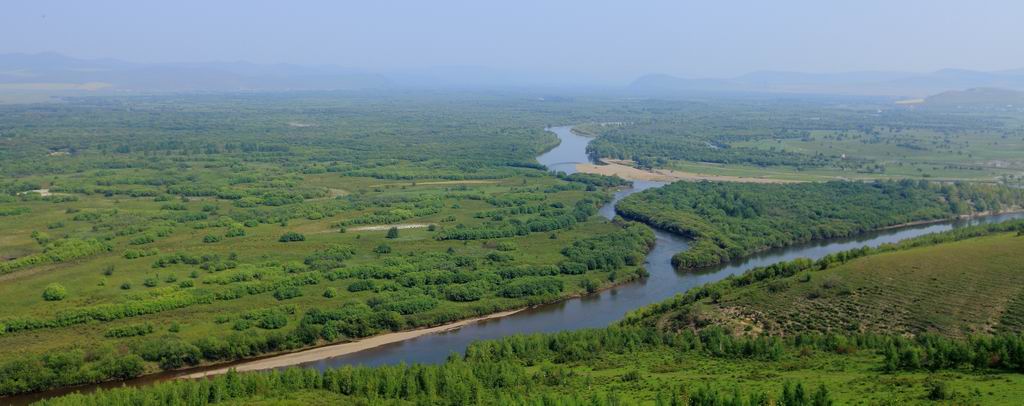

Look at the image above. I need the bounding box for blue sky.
[4,0,1022,82]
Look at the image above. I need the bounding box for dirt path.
[17,188,54,196]
[370,180,499,187]
[576,159,804,184]
[349,223,433,231]
[179,308,525,379]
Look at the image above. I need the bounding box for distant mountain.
[923,87,1024,106]
[6,52,1024,99]
[629,69,1024,97]
[0,52,391,93]
[0,53,609,97]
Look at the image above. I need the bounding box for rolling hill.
[923,87,1024,106]
[629,69,1024,97]
[638,223,1024,338]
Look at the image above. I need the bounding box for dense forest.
[616,180,1024,269]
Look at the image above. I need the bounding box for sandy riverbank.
[576,159,804,184]
[179,308,525,379]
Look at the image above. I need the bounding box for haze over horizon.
[5,0,1024,85]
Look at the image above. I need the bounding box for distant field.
[582,105,1024,184]
[733,127,1024,182]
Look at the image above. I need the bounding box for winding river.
[7,125,1023,405]
[307,126,1024,368]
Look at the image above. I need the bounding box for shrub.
[323,287,338,298]
[495,241,517,251]
[104,323,155,338]
[273,286,303,300]
[257,313,288,329]
[136,338,201,370]
[348,280,376,292]
[42,283,67,301]
[304,245,356,271]
[927,380,952,400]
[202,234,222,243]
[499,277,564,298]
[278,232,306,242]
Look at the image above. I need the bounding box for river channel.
[291,126,1024,368]
[7,125,1022,405]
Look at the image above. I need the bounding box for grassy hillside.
[703,232,1024,337]
[627,221,1024,339]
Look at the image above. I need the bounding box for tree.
[386,227,400,239]
[42,283,67,301]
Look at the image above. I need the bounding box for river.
[7,125,1023,405]
[265,126,1024,367]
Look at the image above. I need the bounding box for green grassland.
[0,94,657,396]
[733,127,1024,182]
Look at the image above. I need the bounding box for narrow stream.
[7,125,1022,405]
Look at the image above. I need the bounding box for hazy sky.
[4,0,1023,82]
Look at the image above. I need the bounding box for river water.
[7,125,1022,405]
[289,126,1024,368]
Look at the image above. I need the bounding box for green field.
[0,94,655,396]
[733,127,1024,182]
[581,104,1024,183]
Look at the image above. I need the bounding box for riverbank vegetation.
[616,180,1024,269]
[30,219,1024,406]
[37,324,1024,405]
